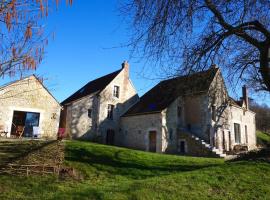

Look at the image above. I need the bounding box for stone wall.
[119,113,163,152]
[0,76,61,138]
[63,64,139,142]
[97,67,139,143]
[177,132,219,157]
[229,105,256,150]
[63,94,98,139]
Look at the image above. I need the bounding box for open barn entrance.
[11,111,40,138]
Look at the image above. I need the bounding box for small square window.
[113,86,120,98]
[88,109,92,118]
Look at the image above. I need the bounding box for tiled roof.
[62,69,121,105]
[123,67,219,116]
[229,97,243,108]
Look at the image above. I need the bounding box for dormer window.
[113,86,120,98]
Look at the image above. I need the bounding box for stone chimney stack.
[122,61,129,79]
[242,85,249,109]
[211,64,218,69]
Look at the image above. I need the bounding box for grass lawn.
[257,131,270,147]
[0,140,270,200]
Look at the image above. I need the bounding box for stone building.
[0,75,62,139]
[60,61,139,143]
[119,66,256,157]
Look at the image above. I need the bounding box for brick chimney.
[122,61,129,79]
[242,85,249,109]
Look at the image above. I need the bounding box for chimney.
[121,60,129,79]
[211,64,218,69]
[242,85,249,109]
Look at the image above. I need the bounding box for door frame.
[178,139,187,153]
[11,110,41,137]
[148,130,157,152]
[106,129,115,145]
[7,107,44,138]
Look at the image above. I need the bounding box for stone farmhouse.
[61,62,256,157]
[0,75,61,139]
[119,66,256,157]
[60,62,139,143]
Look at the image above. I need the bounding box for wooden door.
[106,129,115,145]
[149,131,157,152]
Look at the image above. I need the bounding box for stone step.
[190,134,227,158]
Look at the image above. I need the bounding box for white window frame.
[107,104,114,120]
[113,85,120,98]
[234,123,241,144]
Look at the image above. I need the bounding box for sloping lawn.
[257,131,270,147]
[0,140,270,200]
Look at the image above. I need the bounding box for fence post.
[26,166,29,177]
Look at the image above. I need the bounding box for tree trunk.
[260,45,270,92]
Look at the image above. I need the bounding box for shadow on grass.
[228,148,270,163]
[65,146,222,179]
[0,140,57,170]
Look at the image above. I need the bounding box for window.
[88,109,92,118]
[113,86,120,98]
[177,106,182,117]
[169,128,173,140]
[234,123,241,143]
[212,105,216,121]
[107,104,114,120]
[245,125,248,144]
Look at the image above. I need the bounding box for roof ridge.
[62,68,122,105]
[160,67,218,84]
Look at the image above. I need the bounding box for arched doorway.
[149,131,157,152]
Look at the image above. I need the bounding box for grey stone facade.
[0,76,61,139]
[61,62,139,143]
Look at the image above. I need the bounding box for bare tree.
[0,0,72,79]
[123,0,270,92]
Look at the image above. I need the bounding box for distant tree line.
[250,102,270,133]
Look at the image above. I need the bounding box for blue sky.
[0,0,269,106]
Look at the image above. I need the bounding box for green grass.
[257,131,270,147]
[0,140,270,199]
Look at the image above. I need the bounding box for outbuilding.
[0,75,62,139]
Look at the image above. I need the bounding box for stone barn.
[0,75,62,139]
